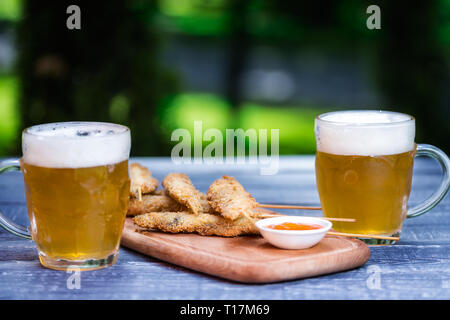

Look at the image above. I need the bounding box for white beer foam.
[22,122,131,168]
[315,111,415,156]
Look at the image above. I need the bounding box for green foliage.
[438,0,450,46]
[239,103,323,154]
[158,92,232,137]
[159,92,324,154]
[157,0,231,36]
[0,0,22,21]
[0,76,20,155]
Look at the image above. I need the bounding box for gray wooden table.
[0,156,449,300]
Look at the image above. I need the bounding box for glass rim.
[315,110,415,127]
[22,121,130,139]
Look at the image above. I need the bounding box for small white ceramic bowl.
[255,216,332,250]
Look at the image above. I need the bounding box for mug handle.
[407,144,450,218]
[0,159,31,239]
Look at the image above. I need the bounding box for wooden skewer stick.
[326,231,399,241]
[259,204,322,210]
[258,207,398,240]
[138,186,142,202]
[259,213,355,222]
[258,214,397,240]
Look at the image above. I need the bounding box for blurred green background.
[0,0,448,156]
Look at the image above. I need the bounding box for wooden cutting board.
[121,217,370,283]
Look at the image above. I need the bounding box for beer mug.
[0,122,131,270]
[315,110,450,244]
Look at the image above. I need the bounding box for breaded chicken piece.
[127,194,184,216]
[127,192,213,216]
[207,175,258,220]
[129,163,159,198]
[199,192,214,214]
[133,211,260,237]
[162,173,203,215]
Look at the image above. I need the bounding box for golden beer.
[315,110,417,243]
[315,150,415,235]
[22,160,130,263]
[21,121,131,270]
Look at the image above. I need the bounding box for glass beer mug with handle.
[0,122,131,270]
[315,110,450,244]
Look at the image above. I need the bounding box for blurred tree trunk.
[224,0,249,110]
[375,0,448,150]
[16,0,178,156]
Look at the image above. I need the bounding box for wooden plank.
[0,244,449,299]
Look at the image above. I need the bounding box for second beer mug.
[0,122,131,270]
[315,110,450,244]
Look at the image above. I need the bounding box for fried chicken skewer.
[207,175,258,221]
[127,192,214,216]
[162,173,203,215]
[127,165,351,238]
[133,211,261,237]
[129,163,159,199]
[128,194,184,216]
[129,169,318,217]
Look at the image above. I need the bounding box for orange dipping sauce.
[266,222,324,231]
